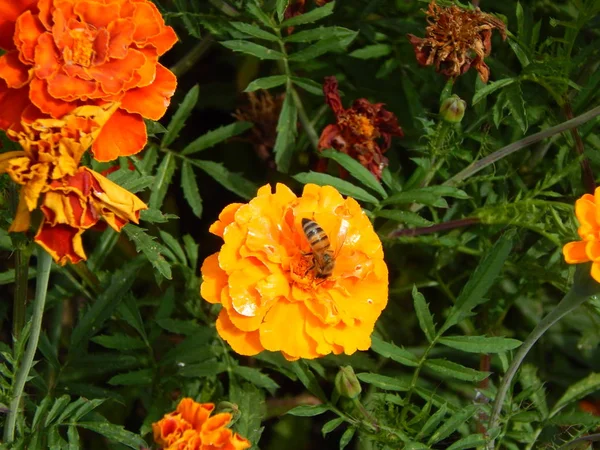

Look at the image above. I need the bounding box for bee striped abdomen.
[302,218,330,251]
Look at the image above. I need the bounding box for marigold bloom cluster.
[0,0,178,161]
[0,105,147,264]
[562,188,600,283]
[318,76,403,180]
[407,0,506,83]
[200,183,388,361]
[152,398,251,450]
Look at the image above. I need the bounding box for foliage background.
[1,0,600,448]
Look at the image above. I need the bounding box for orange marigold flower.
[200,183,389,361]
[407,0,506,83]
[0,0,178,162]
[318,76,403,181]
[152,398,251,450]
[562,189,600,283]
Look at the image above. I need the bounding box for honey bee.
[301,218,348,279]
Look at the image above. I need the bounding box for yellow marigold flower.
[563,189,600,282]
[200,183,389,361]
[152,398,251,450]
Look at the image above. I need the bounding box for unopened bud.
[335,366,362,399]
[439,95,466,123]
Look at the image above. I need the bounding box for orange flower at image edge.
[0,0,178,161]
[200,183,389,361]
[563,188,600,282]
[153,398,250,450]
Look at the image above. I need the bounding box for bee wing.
[333,218,350,257]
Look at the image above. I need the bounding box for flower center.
[341,113,376,139]
[69,29,94,67]
[290,254,316,285]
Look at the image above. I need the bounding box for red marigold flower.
[407,0,506,83]
[152,398,251,450]
[0,0,178,162]
[200,183,389,361]
[318,76,403,180]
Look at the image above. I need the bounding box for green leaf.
[108,369,154,386]
[416,404,447,440]
[233,366,280,394]
[181,121,253,155]
[285,26,355,43]
[446,433,486,450]
[117,174,155,194]
[149,153,176,210]
[520,364,548,419]
[45,395,71,426]
[162,85,199,146]
[67,425,80,450]
[288,32,357,61]
[191,159,258,200]
[290,76,324,95]
[290,361,327,401]
[550,373,600,418]
[428,405,478,445]
[381,186,468,207]
[123,226,172,280]
[440,232,513,333]
[413,286,436,342]
[322,417,344,436]
[230,22,278,41]
[246,3,272,27]
[439,336,522,353]
[293,172,379,204]
[276,0,288,22]
[91,334,147,351]
[32,396,52,428]
[245,75,288,92]
[74,422,147,449]
[370,336,419,367]
[140,208,178,224]
[349,44,391,59]
[280,1,335,27]
[230,382,265,448]
[339,426,356,450]
[375,210,433,227]
[504,82,528,133]
[356,373,410,391]
[273,91,298,172]
[425,359,489,382]
[287,404,329,416]
[159,230,187,265]
[220,40,283,60]
[472,78,516,105]
[156,318,199,335]
[320,149,387,198]
[183,234,199,270]
[181,161,203,218]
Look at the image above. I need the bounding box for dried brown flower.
[407,1,506,83]
[317,76,403,180]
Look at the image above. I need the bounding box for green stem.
[400,337,438,423]
[486,265,600,449]
[13,245,32,340]
[169,35,215,79]
[4,249,52,444]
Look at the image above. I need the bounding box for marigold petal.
[74,0,120,29]
[230,433,252,450]
[0,0,37,50]
[91,109,147,161]
[37,0,52,29]
[35,222,86,265]
[200,253,227,304]
[47,72,98,99]
[575,195,598,239]
[107,18,135,59]
[29,77,75,118]
[131,1,161,42]
[123,47,156,90]
[592,262,600,284]
[586,241,600,261]
[218,222,246,273]
[120,63,176,120]
[147,25,178,56]
[0,82,30,132]
[8,190,31,232]
[216,309,264,356]
[209,203,244,237]
[563,241,589,264]
[229,261,270,318]
[14,10,45,64]
[87,48,145,95]
[0,51,30,88]
[33,32,61,79]
[176,398,214,431]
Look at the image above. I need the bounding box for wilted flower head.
[152,398,251,450]
[0,0,178,161]
[563,188,600,283]
[318,76,403,180]
[232,91,284,167]
[200,183,388,361]
[407,1,506,83]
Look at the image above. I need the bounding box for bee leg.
[303,260,315,277]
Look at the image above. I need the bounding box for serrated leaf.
[287,404,329,416]
[117,174,155,194]
[181,121,253,155]
[280,1,335,27]
[74,422,147,449]
[233,366,280,394]
[520,364,548,419]
[322,417,344,436]
[156,318,199,335]
[428,405,478,445]
[288,32,357,61]
[472,78,516,105]
[349,44,391,59]
[290,76,324,95]
[230,22,278,41]
[230,382,265,448]
[123,226,172,279]
[32,396,52,428]
[320,149,387,198]
[381,186,468,207]
[416,404,447,440]
[339,426,356,450]
[285,26,355,43]
[221,40,283,60]
[45,395,71,426]
[425,359,489,382]
[274,91,298,172]
[504,82,528,133]
[370,336,419,367]
[67,425,80,450]
[91,334,147,351]
[183,234,199,270]
[375,210,433,227]
[180,362,229,377]
[446,433,487,450]
[181,161,203,218]
[191,159,257,200]
[550,373,600,418]
[246,3,272,27]
[149,153,176,210]
[68,398,106,423]
[140,208,178,224]
[294,172,379,204]
[441,232,513,333]
[162,85,199,146]
[245,75,288,92]
[413,286,436,342]
[275,0,288,21]
[356,373,410,391]
[108,369,154,386]
[290,361,327,401]
[439,336,522,353]
[159,230,187,265]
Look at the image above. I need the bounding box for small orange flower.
[200,183,388,361]
[562,189,600,283]
[407,0,506,83]
[0,0,178,161]
[318,76,403,180]
[152,398,251,450]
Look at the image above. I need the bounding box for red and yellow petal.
[29,77,75,118]
[14,10,45,64]
[0,82,31,130]
[120,63,176,120]
[91,109,147,161]
[0,51,31,88]
[34,222,87,265]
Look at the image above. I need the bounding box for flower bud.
[439,95,466,123]
[335,366,362,399]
